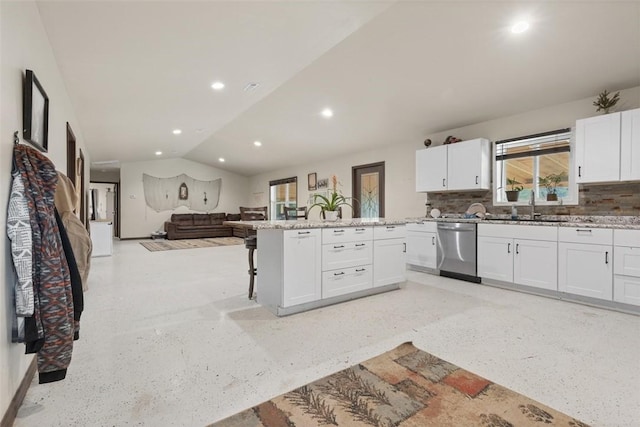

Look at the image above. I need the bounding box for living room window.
[494,128,577,205]
[269,177,297,220]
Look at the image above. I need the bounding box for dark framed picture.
[308,172,317,191]
[179,182,189,200]
[23,69,49,153]
[317,178,328,189]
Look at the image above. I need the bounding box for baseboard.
[1,356,36,427]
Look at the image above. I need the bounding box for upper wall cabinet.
[416,138,490,192]
[575,108,640,184]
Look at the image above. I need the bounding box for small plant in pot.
[539,173,566,201]
[309,175,354,221]
[505,178,523,202]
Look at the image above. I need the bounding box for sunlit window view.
[495,129,573,204]
[270,178,297,219]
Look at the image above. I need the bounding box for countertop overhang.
[408,216,640,230]
[223,218,409,230]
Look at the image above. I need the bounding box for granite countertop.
[406,215,640,230]
[224,218,409,230]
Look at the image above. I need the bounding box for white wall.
[120,158,250,238]
[249,86,640,218]
[0,1,90,418]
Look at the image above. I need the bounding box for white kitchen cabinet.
[282,229,322,307]
[621,108,640,181]
[322,266,373,299]
[513,239,557,291]
[90,221,113,257]
[613,229,640,306]
[478,224,558,291]
[406,222,437,269]
[575,112,621,183]
[416,138,490,192]
[478,236,514,282]
[373,238,407,287]
[416,145,447,192]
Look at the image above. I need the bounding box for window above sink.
[493,128,578,206]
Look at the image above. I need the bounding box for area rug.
[211,342,589,427]
[140,237,244,252]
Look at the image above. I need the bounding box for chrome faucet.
[530,190,540,220]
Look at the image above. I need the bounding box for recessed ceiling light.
[254,141,262,147]
[511,21,530,34]
[172,129,182,135]
[321,108,334,118]
[155,151,162,156]
[218,157,225,162]
[211,81,225,90]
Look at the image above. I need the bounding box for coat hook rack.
[14,131,19,145]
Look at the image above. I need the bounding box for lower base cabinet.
[558,242,613,300]
[322,266,372,299]
[373,238,407,287]
[514,239,557,291]
[406,223,437,269]
[283,229,322,307]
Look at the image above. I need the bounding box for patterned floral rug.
[140,237,244,252]
[211,342,589,427]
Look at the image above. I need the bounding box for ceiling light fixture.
[172,129,182,135]
[254,141,262,147]
[511,21,530,34]
[211,81,225,90]
[321,108,334,118]
[155,151,162,156]
[218,157,225,162]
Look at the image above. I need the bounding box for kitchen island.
[224,219,408,316]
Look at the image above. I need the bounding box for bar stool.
[245,234,257,299]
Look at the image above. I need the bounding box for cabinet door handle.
[475,175,479,185]
[442,178,446,187]
[576,229,592,233]
[333,245,345,249]
[355,243,366,247]
[334,272,345,276]
[605,251,609,264]
[507,243,511,253]
[516,243,519,254]
[432,236,435,245]
[355,228,366,232]
[333,229,345,233]
[298,231,311,235]
[578,166,582,177]
[386,226,395,229]
[355,268,366,272]
[403,243,406,253]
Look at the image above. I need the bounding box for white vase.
[324,210,339,221]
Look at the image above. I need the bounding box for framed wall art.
[23,69,49,152]
[308,172,317,191]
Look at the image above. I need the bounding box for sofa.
[164,213,238,240]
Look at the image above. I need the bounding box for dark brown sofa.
[164,213,238,240]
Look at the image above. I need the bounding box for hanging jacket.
[54,171,92,291]
[7,170,34,316]
[55,209,83,340]
[14,144,75,384]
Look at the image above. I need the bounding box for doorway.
[352,162,385,218]
[89,182,119,237]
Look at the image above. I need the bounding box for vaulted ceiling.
[37,1,640,176]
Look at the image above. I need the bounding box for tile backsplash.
[427,182,640,216]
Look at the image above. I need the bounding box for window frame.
[493,128,578,207]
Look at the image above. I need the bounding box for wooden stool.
[245,235,257,299]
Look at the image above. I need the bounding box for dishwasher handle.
[437,224,476,232]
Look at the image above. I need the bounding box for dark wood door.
[352,162,385,218]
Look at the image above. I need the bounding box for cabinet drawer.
[322,241,373,271]
[558,227,613,245]
[478,224,518,238]
[614,246,640,278]
[373,225,406,240]
[614,275,640,306]
[322,265,373,299]
[406,222,437,233]
[322,226,373,244]
[614,229,640,247]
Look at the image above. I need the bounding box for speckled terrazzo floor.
[13,239,640,427]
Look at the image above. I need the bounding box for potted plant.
[505,178,523,202]
[309,175,354,221]
[539,173,566,201]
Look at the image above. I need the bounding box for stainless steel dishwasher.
[436,222,480,283]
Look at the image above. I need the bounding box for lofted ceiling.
[37,1,640,177]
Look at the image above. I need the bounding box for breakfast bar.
[224,219,408,316]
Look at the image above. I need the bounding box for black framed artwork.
[23,69,49,152]
[308,172,317,191]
